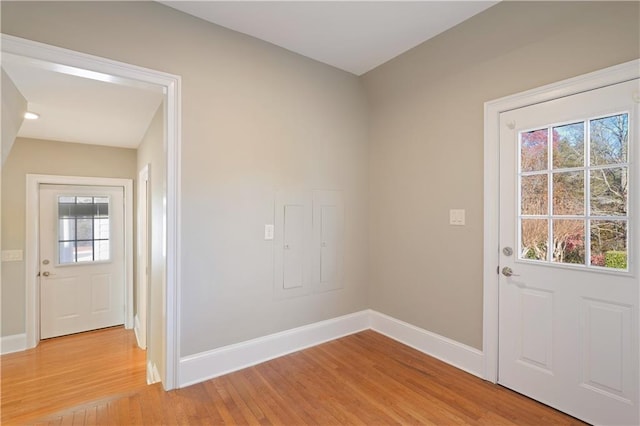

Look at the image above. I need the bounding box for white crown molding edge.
[179,310,483,388]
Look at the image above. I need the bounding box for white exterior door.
[39,184,125,339]
[498,79,639,425]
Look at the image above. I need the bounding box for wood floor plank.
[3,327,587,425]
[1,326,146,424]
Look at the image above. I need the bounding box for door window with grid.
[519,112,629,271]
[58,196,111,264]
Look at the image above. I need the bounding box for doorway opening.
[38,182,129,339]
[1,34,181,390]
[483,60,639,425]
[25,178,134,347]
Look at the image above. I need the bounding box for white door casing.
[484,61,640,386]
[39,184,125,338]
[498,79,638,425]
[136,165,150,349]
[5,33,181,390]
[26,175,133,343]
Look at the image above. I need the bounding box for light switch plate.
[264,224,275,240]
[449,209,466,226]
[2,249,23,262]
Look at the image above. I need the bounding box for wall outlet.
[449,209,465,226]
[264,224,275,240]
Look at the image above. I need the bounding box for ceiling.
[2,54,164,149]
[3,1,497,149]
[161,1,498,76]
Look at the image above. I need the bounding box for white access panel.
[312,190,344,291]
[283,205,304,289]
[274,191,312,298]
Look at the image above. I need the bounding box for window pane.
[76,241,93,262]
[553,122,584,169]
[59,241,75,264]
[521,129,548,172]
[590,220,627,269]
[552,171,584,215]
[521,219,548,261]
[590,167,627,216]
[590,114,628,166]
[76,218,93,240]
[552,219,585,265]
[58,218,76,241]
[94,240,110,261]
[94,218,110,239]
[77,196,93,204]
[56,195,111,265]
[521,174,548,215]
[95,200,109,217]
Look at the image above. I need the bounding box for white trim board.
[25,175,134,346]
[482,59,640,383]
[179,311,370,388]
[148,361,161,385]
[134,314,144,349]
[2,34,182,390]
[1,333,27,355]
[179,310,483,388]
[369,311,483,378]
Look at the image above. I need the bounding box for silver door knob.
[502,267,519,277]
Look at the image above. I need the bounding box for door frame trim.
[4,33,182,390]
[135,164,150,350]
[483,59,640,383]
[28,176,133,339]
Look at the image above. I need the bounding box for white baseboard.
[369,310,484,378]
[1,333,27,355]
[179,310,371,387]
[148,361,161,384]
[179,309,485,388]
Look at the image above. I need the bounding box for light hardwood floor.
[2,327,585,425]
[1,326,147,424]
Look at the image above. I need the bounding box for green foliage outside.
[605,251,627,269]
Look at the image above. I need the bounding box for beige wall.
[3,0,636,358]
[1,138,137,335]
[0,1,370,356]
[1,69,27,165]
[136,104,165,380]
[363,1,640,349]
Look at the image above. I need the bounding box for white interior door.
[498,79,639,425]
[39,184,125,339]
